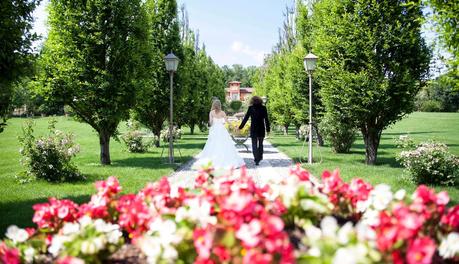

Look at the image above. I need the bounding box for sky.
[32,0,293,67]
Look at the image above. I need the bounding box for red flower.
[243,249,272,264]
[213,246,230,262]
[32,198,79,231]
[289,163,310,181]
[95,176,121,198]
[56,256,85,264]
[0,242,20,264]
[441,205,459,231]
[406,237,435,264]
[193,228,214,261]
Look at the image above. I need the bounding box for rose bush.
[17,120,83,183]
[397,141,459,186]
[1,165,459,263]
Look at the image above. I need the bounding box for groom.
[239,96,270,166]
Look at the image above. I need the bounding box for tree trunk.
[190,123,195,135]
[99,131,111,165]
[361,126,382,165]
[284,125,289,135]
[312,122,324,146]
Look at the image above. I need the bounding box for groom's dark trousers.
[239,103,270,164]
[252,137,264,163]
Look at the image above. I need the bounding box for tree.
[133,0,182,144]
[0,0,40,132]
[40,0,150,165]
[313,0,430,164]
[426,0,459,90]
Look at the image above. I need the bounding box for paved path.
[168,138,294,188]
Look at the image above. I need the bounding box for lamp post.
[303,53,318,164]
[164,52,179,164]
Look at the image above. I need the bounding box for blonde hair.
[211,99,222,112]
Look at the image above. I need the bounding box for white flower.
[24,247,35,263]
[370,184,393,211]
[62,222,80,235]
[78,215,92,227]
[332,245,368,264]
[300,199,329,214]
[439,233,459,259]
[81,240,98,254]
[107,229,123,244]
[6,225,29,244]
[361,209,380,227]
[175,198,216,227]
[92,236,106,252]
[308,247,321,257]
[49,235,70,257]
[337,222,354,245]
[138,236,162,262]
[304,224,322,242]
[394,189,406,200]
[321,216,338,238]
[149,218,182,246]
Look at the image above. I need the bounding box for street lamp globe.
[303,53,318,73]
[262,96,268,104]
[164,53,179,72]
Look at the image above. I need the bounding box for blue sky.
[33,0,293,67]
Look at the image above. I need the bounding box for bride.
[194,99,245,168]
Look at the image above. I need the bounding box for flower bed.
[1,166,459,263]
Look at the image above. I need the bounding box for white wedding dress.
[194,117,245,169]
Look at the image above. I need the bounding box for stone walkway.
[168,138,294,188]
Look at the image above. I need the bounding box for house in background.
[225,81,253,102]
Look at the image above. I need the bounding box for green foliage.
[229,100,243,112]
[426,0,459,90]
[416,73,459,112]
[397,141,459,186]
[417,99,443,112]
[319,114,357,153]
[312,0,430,164]
[133,0,182,140]
[39,0,150,164]
[0,0,40,132]
[17,119,83,183]
[222,65,258,87]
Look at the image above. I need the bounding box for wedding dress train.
[194,117,245,168]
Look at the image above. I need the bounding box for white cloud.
[231,41,266,65]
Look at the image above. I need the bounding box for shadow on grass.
[112,156,194,170]
[383,131,443,136]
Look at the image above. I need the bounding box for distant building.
[225,81,253,102]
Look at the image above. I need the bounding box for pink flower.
[289,164,310,181]
[56,256,85,264]
[32,198,79,231]
[406,237,435,264]
[236,219,262,247]
[243,249,272,264]
[441,205,459,231]
[193,228,214,260]
[213,246,230,262]
[116,194,152,237]
[0,242,20,264]
[95,176,121,197]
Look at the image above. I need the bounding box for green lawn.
[269,112,459,204]
[0,116,207,234]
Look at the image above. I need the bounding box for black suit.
[239,104,270,163]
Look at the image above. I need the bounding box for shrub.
[297,124,308,140]
[417,99,443,112]
[397,141,459,186]
[18,119,83,183]
[121,119,156,153]
[394,134,416,149]
[229,100,243,112]
[319,114,357,153]
[160,126,182,143]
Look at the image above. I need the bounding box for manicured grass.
[268,112,459,204]
[0,116,207,234]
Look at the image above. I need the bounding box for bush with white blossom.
[17,119,83,183]
[1,165,459,263]
[397,141,459,186]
